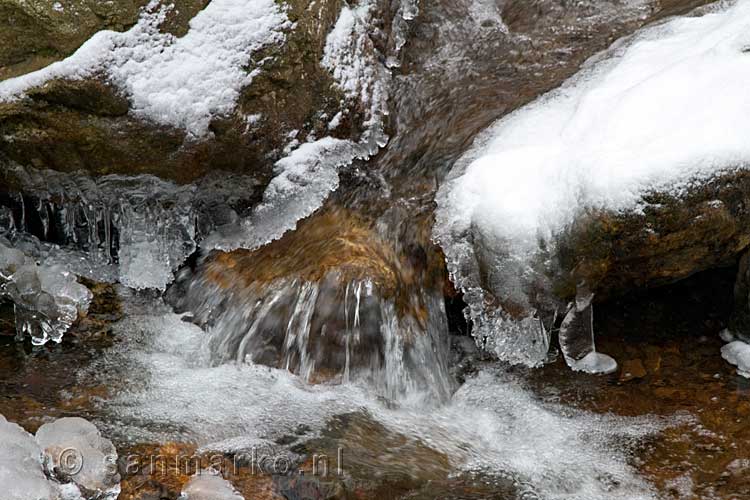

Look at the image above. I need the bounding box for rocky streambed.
[2,0,750,499]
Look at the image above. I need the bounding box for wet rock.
[169,205,456,402]
[555,172,750,305]
[619,359,647,382]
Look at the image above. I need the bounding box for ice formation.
[180,473,244,500]
[36,417,120,498]
[321,0,391,149]
[0,0,290,137]
[1,236,92,345]
[0,415,57,500]
[204,138,364,252]
[721,340,750,378]
[1,164,263,290]
[0,414,119,500]
[435,0,750,366]
[205,0,419,252]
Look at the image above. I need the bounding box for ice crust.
[0,0,290,137]
[180,473,244,500]
[435,0,750,366]
[1,164,264,290]
[0,415,57,500]
[36,417,120,498]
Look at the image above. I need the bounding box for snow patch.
[0,0,290,137]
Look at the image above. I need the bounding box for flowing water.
[1,0,747,499]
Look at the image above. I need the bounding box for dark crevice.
[594,264,737,341]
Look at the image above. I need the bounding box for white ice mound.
[180,473,244,500]
[567,351,618,375]
[721,340,750,378]
[36,417,120,498]
[0,238,92,345]
[0,415,57,500]
[0,0,289,137]
[435,0,750,365]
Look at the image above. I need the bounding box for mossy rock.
[0,0,355,185]
[0,0,148,81]
[553,170,750,303]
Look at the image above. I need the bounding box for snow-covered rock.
[0,0,290,137]
[435,0,750,366]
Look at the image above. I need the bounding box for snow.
[204,137,363,251]
[0,0,290,137]
[435,0,750,365]
[180,473,244,500]
[721,340,750,378]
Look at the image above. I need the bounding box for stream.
[1,0,750,499]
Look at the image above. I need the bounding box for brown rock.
[0,0,354,184]
[619,359,647,382]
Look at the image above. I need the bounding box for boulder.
[0,0,354,184]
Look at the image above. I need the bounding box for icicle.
[559,287,617,375]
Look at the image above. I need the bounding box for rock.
[619,359,647,382]
[36,416,120,497]
[0,0,356,185]
[555,172,750,304]
[0,0,147,81]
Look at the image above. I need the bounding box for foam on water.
[88,291,664,499]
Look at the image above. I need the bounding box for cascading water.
[1,0,738,498]
[170,267,455,405]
